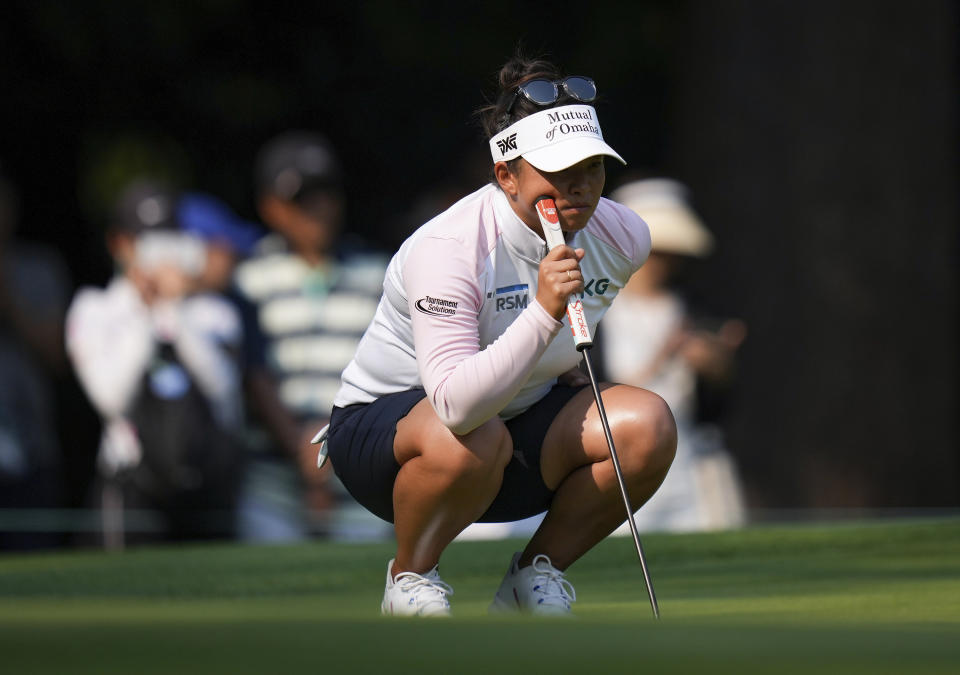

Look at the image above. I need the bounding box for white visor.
[489,104,625,172]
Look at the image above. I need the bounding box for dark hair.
[477,54,565,139]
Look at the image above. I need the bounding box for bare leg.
[520,384,677,570]
[391,398,513,576]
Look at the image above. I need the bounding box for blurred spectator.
[604,178,748,532]
[179,191,320,540]
[178,193,280,456]
[234,131,389,541]
[0,164,70,550]
[65,181,246,546]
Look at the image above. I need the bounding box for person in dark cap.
[233,132,389,541]
[92,180,201,303]
[65,180,246,547]
[250,131,348,267]
[255,132,342,209]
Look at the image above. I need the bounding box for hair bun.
[477,53,563,138]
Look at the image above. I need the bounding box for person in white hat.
[323,54,678,616]
[603,178,747,533]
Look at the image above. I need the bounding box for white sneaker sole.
[381,600,451,617]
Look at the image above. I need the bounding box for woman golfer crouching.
[325,55,677,616]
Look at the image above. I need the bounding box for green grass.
[2,518,959,674]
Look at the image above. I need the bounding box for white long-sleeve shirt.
[66,277,244,428]
[334,184,651,435]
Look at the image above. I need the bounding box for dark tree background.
[1,0,955,511]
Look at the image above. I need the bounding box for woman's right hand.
[536,244,585,320]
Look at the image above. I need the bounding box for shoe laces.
[394,569,453,613]
[530,555,577,608]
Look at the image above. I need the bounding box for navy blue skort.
[326,384,588,524]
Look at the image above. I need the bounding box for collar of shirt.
[492,188,549,265]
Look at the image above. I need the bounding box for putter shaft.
[534,194,660,618]
[582,348,660,619]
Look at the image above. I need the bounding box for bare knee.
[612,389,677,480]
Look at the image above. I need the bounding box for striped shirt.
[235,235,388,420]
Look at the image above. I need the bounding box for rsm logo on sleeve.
[488,283,529,312]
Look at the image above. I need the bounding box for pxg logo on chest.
[580,277,610,297]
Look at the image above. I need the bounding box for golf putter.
[535,195,660,619]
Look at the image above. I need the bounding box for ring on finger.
[567,270,573,281]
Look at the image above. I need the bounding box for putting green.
[2,517,958,673]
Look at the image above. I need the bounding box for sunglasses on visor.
[506,76,598,114]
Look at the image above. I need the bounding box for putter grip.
[535,197,593,350]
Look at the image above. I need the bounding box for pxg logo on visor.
[488,104,625,173]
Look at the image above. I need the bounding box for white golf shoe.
[489,552,576,616]
[381,559,453,617]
